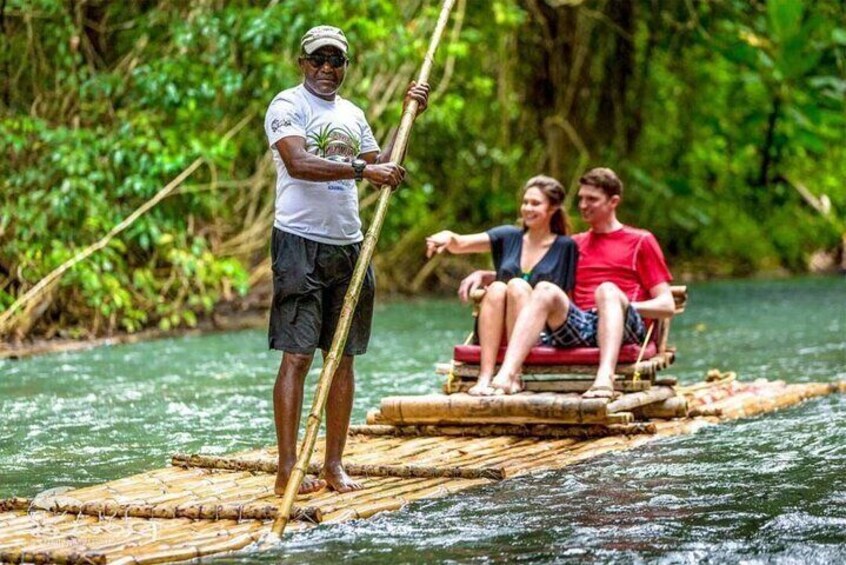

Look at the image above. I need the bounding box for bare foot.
[322,463,362,493]
[490,372,523,395]
[467,376,493,396]
[275,460,326,496]
[581,385,615,399]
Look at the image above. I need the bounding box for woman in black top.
[426,175,578,395]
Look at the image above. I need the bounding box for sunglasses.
[304,53,348,69]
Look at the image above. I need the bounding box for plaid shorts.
[545,304,646,348]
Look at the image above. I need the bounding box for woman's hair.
[522,175,569,235]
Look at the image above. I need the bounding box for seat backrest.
[656,285,687,354]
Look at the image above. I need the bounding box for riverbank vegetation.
[1,0,844,340]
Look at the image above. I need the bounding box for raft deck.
[1,375,843,565]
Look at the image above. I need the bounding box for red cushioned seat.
[453,342,657,366]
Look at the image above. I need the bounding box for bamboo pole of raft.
[375,394,610,425]
[606,385,676,414]
[172,453,506,481]
[634,396,689,419]
[0,550,107,565]
[12,498,322,523]
[0,498,30,512]
[271,0,457,537]
[348,422,658,438]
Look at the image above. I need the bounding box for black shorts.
[269,228,375,356]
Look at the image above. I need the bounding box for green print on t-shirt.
[307,125,361,162]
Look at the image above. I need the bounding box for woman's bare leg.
[492,282,570,394]
[505,278,533,340]
[468,281,506,396]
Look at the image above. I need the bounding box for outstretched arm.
[631,282,675,319]
[426,231,491,258]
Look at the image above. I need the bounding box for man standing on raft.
[264,25,429,494]
[461,168,675,397]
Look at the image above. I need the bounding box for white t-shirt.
[264,84,379,245]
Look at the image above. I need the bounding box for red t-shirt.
[571,226,672,310]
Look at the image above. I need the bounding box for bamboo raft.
[2,372,844,565]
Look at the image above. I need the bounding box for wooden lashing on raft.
[270,0,458,538]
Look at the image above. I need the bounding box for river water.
[1,276,844,563]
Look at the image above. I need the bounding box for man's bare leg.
[321,352,361,492]
[491,282,570,394]
[583,282,628,398]
[274,351,326,495]
[468,282,506,396]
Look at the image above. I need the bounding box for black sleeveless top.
[486,225,578,291]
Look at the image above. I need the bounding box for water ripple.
[1,277,845,563]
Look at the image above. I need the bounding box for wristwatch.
[351,158,367,182]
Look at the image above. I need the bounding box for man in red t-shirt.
[459,167,675,397]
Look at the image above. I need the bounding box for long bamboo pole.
[270,0,457,537]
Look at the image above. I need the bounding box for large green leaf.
[776,34,822,80]
[767,0,805,43]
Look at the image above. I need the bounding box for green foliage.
[618,0,845,273]
[1,0,844,338]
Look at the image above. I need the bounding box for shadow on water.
[1,276,844,562]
